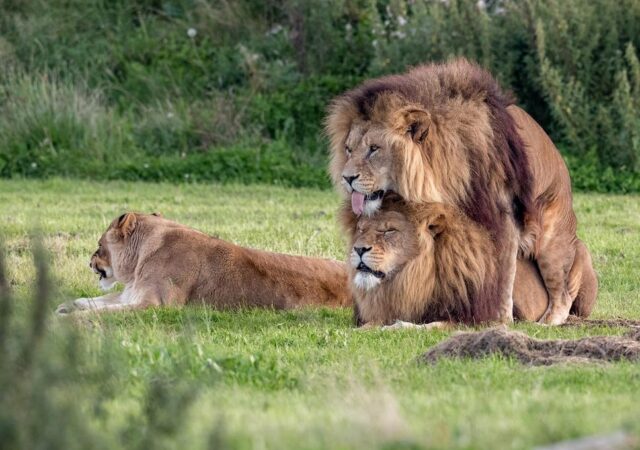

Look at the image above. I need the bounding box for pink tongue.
[351,192,365,215]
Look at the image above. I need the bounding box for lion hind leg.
[536,239,576,325]
[569,240,598,318]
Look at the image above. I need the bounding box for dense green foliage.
[1,180,640,448]
[1,0,640,191]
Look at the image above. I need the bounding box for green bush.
[0,73,133,177]
[1,0,639,192]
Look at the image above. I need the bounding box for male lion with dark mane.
[344,196,596,328]
[326,58,595,325]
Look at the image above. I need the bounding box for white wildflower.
[397,15,407,26]
[30,162,37,169]
[267,24,283,36]
[187,28,197,38]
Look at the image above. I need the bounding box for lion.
[326,58,594,324]
[56,213,351,314]
[344,196,597,327]
[513,241,597,321]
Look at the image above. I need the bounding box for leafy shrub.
[0,73,133,178]
[1,0,640,192]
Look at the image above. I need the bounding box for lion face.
[88,212,145,291]
[350,209,425,291]
[90,235,116,291]
[341,123,397,216]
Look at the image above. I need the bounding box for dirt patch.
[420,327,640,366]
[562,316,640,328]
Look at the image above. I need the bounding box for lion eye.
[383,229,397,236]
[367,145,379,157]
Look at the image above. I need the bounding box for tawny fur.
[508,106,598,323]
[345,196,596,327]
[514,240,597,321]
[58,213,352,313]
[327,58,597,325]
[346,197,498,326]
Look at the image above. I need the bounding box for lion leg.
[495,218,519,324]
[381,320,452,331]
[56,291,124,314]
[61,285,163,314]
[536,237,576,325]
[569,240,598,318]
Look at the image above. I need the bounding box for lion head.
[88,212,163,290]
[345,195,499,326]
[326,58,532,234]
[349,204,423,291]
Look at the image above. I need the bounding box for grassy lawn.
[1,178,640,449]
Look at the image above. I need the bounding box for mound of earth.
[421,327,640,366]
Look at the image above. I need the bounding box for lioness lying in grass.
[57,213,352,314]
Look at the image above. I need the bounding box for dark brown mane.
[340,58,533,237]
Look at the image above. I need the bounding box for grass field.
[1,179,640,449]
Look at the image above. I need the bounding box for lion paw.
[72,298,95,311]
[382,320,451,331]
[538,309,568,326]
[55,303,74,315]
[381,320,422,330]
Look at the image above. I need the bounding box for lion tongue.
[351,192,365,215]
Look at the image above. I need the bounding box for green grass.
[1,179,640,449]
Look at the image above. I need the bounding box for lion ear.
[151,212,163,218]
[403,108,431,144]
[116,213,137,238]
[426,213,446,238]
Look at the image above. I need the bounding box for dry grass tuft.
[421,327,640,366]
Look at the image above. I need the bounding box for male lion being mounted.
[343,195,597,328]
[326,58,597,325]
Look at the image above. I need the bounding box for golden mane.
[346,197,499,325]
[326,58,533,232]
[327,58,541,323]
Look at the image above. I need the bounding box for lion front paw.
[55,303,74,315]
[72,298,95,311]
[381,320,421,330]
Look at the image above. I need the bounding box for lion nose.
[354,246,371,257]
[343,174,360,187]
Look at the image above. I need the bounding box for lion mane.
[327,57,533,233]
[344,197,499,326]
[328,58,534,322]
[345,196,597,326]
